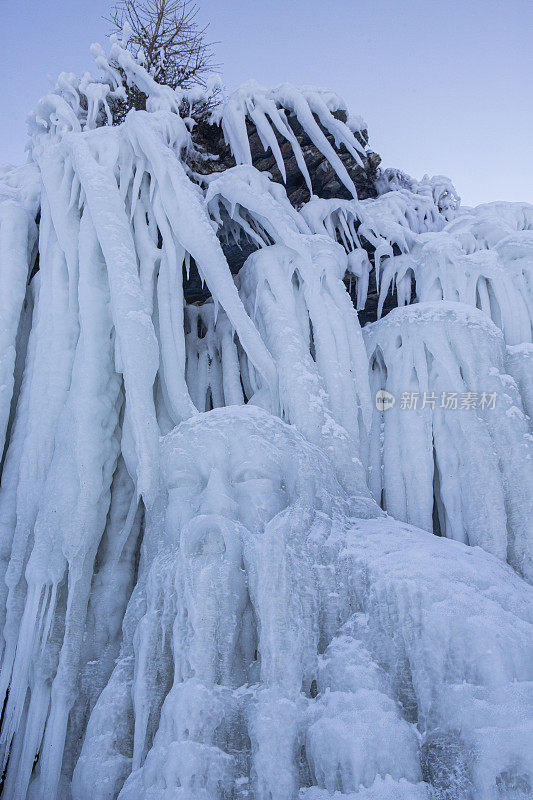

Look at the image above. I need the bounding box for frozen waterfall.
[0,31,531,800]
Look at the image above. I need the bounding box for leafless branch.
[106,0,219,122]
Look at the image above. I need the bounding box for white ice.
[364,301,533,581]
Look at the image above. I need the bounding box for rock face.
[192,110,381,207]
[188,111,381,305]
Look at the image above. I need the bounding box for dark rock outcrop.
[191,110,381,208]
[186,111,383,313]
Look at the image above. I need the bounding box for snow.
[0,29,530,800]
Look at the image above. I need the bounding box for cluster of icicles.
[0,31,531,800]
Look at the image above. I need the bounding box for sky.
[1,0,531,206]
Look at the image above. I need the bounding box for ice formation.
[211,81,367,200]
[0,31,530,800]
[72,407,533,800]
[364,302,533,581]
[376,205,533,342]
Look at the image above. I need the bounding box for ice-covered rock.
[342,516,533,800]
[210,81,371,203]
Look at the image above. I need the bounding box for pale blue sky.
[1,0,531,206]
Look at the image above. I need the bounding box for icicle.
[238,240,373,495]
[0,201,37,458]
[122,114,278,403]
[0,196,80,745]
[69,133,160,503]
[376,207,533,338]
[213,81,368,200]
[364,302,533,581]
[206,164,311,251]
[0,205,123,799]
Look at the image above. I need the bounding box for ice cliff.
[0,31,531,800]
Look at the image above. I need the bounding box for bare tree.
[107,0,218,120]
